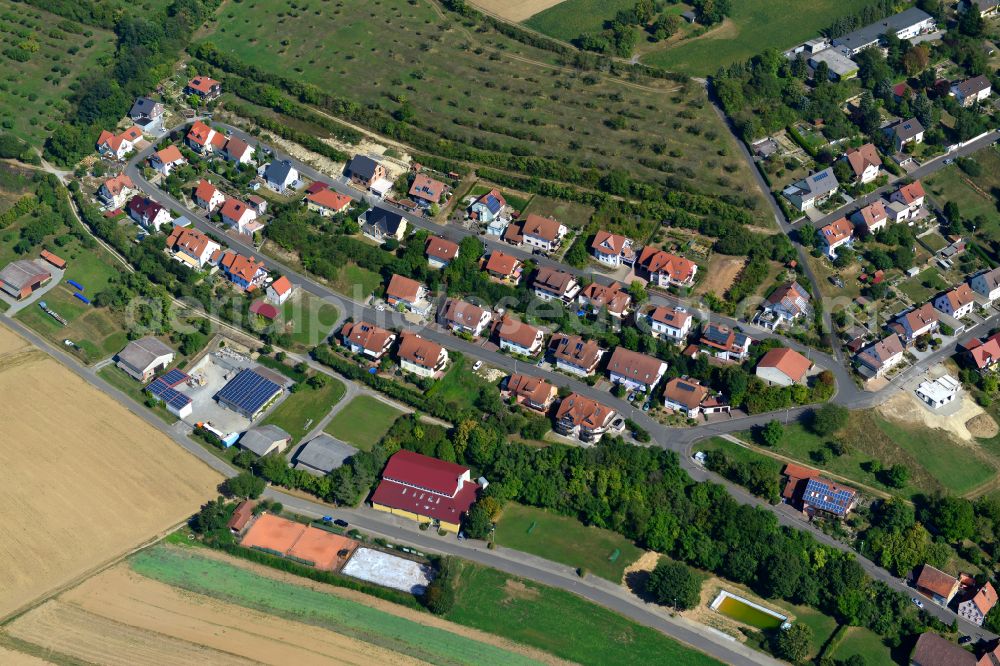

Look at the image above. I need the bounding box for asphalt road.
[0,314,778,666]
[806,130,1000,232]
[119,121,999,638]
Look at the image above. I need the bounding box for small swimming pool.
[711,590,789,630]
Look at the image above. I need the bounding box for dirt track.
[0,323,221,620]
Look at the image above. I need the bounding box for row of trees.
[44,0,221,164]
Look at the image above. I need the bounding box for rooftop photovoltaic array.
[159,369,190,387]
[803,478,854,515]
[146,377,193,412]
[215,368,282,415]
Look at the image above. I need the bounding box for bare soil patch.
[0,323,221,620]
[503,579,541,603]
[877,391,988,443]
[695,255,745,297]
[470,0,567,22]
[968,413,1000,439]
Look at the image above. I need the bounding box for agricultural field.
[324,394,404,451]
[262,374,346,442]
[448,563,721,665]
[495,503,643,581]
[199,0,769,218]
[0,324,220,620]
[5,545,557,665]
[0,0,116,148]
[98,363,179,424]
[471,0,568,23]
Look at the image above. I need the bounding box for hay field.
[470,0,566,22]
[0,323,221,620]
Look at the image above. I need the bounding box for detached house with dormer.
[636,247,697,288]
[850,199,888,234]
[220,197,260,235]
[819,217,854,259]
[577,281,632,318]
[441,298,492,338]
[532,267,580,303]
[649,306,693,342]
[186,120,224,153]
[855,334,905,377]
[97,174,137,208]
[185,76,221,100]
[519,214,567,254]
[216,250,267,292]
[548,334,604,376]
[127,195,170,229]
[591,231,636,267]
[606,347,667,393]
[699,323,752,361]
[194,179,226,212]
[892,303,939,343]
[495,315,545,356]
[934,283,976,319]
[223,137,255,164]
[166,225,220,269]
[397,331,448,378]
[844,143,882,184]
[340,320,396,361]
[149,145,186,177]
[763,281,811,328]
[783,168,839,211]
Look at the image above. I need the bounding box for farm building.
[144,369,194,418]
[115,337,175,382]
[0,260,51,300]
[215,367,285,419]
[294,434,358,476]
[40,250,66,270]
[371,449,481,532]
[238,424,292,456]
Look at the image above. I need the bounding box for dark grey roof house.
[129,97,164,123]
[264,159,298,191]
[347,155,380,182]
[361,206,405,240]
[294,434,358,475]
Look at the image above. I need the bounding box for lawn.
[874,416,994,496]
[521,194,594,229]
[829,626,894,666]
[97,364,178,425]
[494,503,644,581]
[638,0,876,76]
[0,0,116,147]
[925,147,1000,246]
[200,0,769,220]
[262,375,346,443]
[897,267,948,304]
[129,546,542,666]
[279,292,339,349]
[425,355,496,414]
[698,437,783,476]
[331,262,383,301]
[447,562,722,666]
[324,394,404,451]
[15,240,128,364]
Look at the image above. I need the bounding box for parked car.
[944,158,954,165]
[959,636,972,645]
[911,597,924,608]
[472,360,483,371]
[333,518,349,528]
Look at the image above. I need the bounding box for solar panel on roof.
[813,172,828,181]
[215,368,282,415]
[804,478,853,514]
[146,379,192,410]
[160,369,190,387]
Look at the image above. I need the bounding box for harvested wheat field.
[0,323,221,620]
[6,566,425,666]
[470,0,566,22]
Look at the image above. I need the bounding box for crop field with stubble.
[0,324,221,621]
[200,0,768,218]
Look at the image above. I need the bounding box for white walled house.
[649,306,692,342]
[933,284,976,319]
[970,267,1000,303]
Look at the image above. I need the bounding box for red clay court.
[240,513,358,570]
